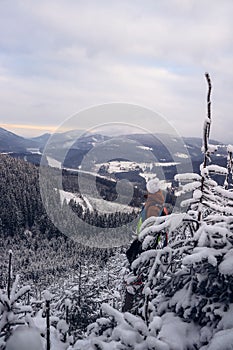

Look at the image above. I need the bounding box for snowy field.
[59,189,136,213]
[95,160,180,174]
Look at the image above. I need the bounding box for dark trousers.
[126,239,142,265]
[122,289,134,312]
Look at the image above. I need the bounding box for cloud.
[0,123,56,137]
[0,0,232,141]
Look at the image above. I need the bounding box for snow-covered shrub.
[73,303,169,350]
[73,304,202,350]
[0,274,32,345]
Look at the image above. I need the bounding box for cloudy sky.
[0,0,233,142]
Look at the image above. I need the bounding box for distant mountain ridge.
[0,127,228,177]
[29,133,51,148]
[0,127,39,152]
[0,126,225,153]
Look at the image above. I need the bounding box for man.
[123,178,166,312]
[126,177,165,265]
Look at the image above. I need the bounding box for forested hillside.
[0,154,45,236]
[0,154,135,348]
[1,75,233,349]
[0,154,137,237]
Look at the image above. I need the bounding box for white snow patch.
[218,304,233,330]
[174,152,189,159]
[96,160,179,175]
[183,247,220,266]
[140,173,155,182]
[208,144,218,153]
[58,189,134,213]
[6,327,43,350]
[219,249,233,276]
[175,173,201,182]
[57,320,69,333]
[27,148,42,154]
[155,162,180,167]
[43,290,53,301]
[207,329,233,350]
[137,145,153,151]
[59,190,85,208]
[87,196,135,214]
[47,156,61,169]
[82,195,94,212]
[207,164,228,175]
[159,313,199,350]
[193,189,202,199]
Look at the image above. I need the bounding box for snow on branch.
[203,200,233,215]
[175,173,202,182]
[101,303,124,323]
[182,247,221,267]
[11,285,30,304]
[180,197,199,208]
[227,145,233,153]
[207,144,218,154]
[139,220,170,242]
[214,186,233,200]
[219,249,233,275]
[206,165,228,176]
[176,181,201,196]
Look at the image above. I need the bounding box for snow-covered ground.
[59,190,85,208]
[26,148,42,155]
[174,152,189,159]
[59,189,93,212]
[47,156,62,169]
[46,157,179,183]
[58,189,135,213]
[95,160,180,174]
[136,145,153,151]
[87,195,136,214]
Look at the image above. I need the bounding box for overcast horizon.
[0,1,233,143]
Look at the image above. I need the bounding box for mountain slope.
[0,127,38,152]
[29,133,51,149]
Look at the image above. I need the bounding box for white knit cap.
[146,178,160,194]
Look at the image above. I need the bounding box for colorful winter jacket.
[136,190,165,234]
[145,190,165,218]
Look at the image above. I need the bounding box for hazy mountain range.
[0,127,228,183]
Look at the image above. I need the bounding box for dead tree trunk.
[198,73,212,223]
